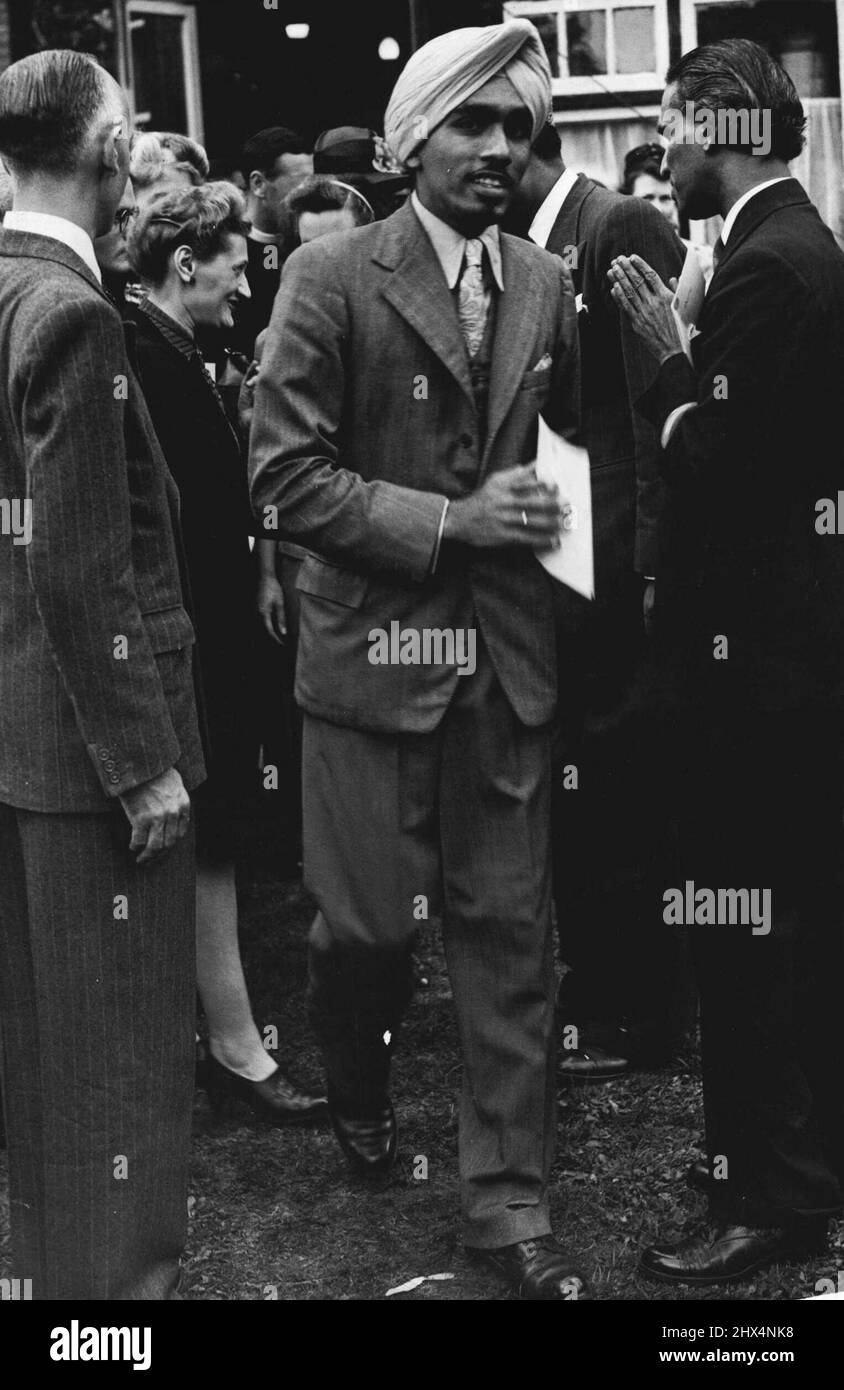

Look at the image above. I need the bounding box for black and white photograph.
[1,0,843,1363]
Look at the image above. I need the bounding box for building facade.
[0,1,842,237]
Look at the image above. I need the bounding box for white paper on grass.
[672,244,706,362]
[533,414,594,601]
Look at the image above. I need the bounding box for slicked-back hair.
[0,49,112,175]
[666,38,806,161]
[127,179,250,286]
[242,126,309,178]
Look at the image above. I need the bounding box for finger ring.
[521,510,528,528]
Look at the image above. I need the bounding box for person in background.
[235,126,313,358]
[125,181,326,1127]
[509,120,689,1081]
[286,173,375,244]
[0,49,203,1299]
[621,142,679,229]
[312,125,409,220]
[93,175,137,301]
[130,129,209,210]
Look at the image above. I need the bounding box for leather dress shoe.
[558,1045,628,1081]
[330,1099,397,1175]
[640,1218,828,1286]
[469,1236,591,1300]
[204,1053,328,1125]
[687,1158,712,1194]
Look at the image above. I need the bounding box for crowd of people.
[0,19,842,1302]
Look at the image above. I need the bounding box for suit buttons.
[98,748,109,761]
[108,773,120,785]
[459,434,473,449]
[105,760,116,771]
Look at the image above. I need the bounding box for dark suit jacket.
[126,303,261,804]
[639,178,844,711]
[0,230,205,811]
[544,175,685,597]
[249,199,579,733]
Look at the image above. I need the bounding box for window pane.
[531,13,560,79]
[130,12,188,132]
[615,7,656,74]
[566,10,607,76]
[695,1,838,98]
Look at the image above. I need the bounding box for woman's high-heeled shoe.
[203,1051,328,1126]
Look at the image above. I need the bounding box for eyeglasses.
[115,206,139,236]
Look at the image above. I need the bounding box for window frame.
[504,0,670,97]
[123,0,204,143]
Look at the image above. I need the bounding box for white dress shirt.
[660,177,791,448]
[410,190,504,290]
[528,167,580,249]
[3,209,101,283]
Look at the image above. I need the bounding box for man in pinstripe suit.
[0,51,204,1299]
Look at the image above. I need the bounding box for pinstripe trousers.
[0,800,195,1300]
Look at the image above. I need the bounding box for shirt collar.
[528,167,579,248]
[3,209,102,283]
[411,191,504,291]
[721,177,791,244]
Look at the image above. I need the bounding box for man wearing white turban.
[251,22,589,1300]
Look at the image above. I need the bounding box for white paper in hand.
[533,415,594,601]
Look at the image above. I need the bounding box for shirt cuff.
[661,402,697,449]
[429,498,449,576]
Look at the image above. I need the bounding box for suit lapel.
[484,233,548,463]
[546,174,594,294]
[713,178,809,277]
[376,204,475,406]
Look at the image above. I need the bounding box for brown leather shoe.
[640,1219,828,1286]
[469,1236,592,1300]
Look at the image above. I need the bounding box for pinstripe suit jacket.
[249,200,579,733]
[0,230,205,811]
[545,176,685,598]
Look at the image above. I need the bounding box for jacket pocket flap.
[295,556,369,608]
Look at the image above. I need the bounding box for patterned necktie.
[457,238,488,357]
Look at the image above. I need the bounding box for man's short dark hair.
[666,38,806,162]
[242,126,309,178]
[531,120,562,163]
[0,49,111,175]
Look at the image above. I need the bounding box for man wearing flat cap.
[251,20,587,1300]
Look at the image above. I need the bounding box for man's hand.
[257,572,287,643]
[119,767,191,865]
[608,255,683,365]
[444,464,570,549]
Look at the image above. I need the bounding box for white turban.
[384,20,552,170]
